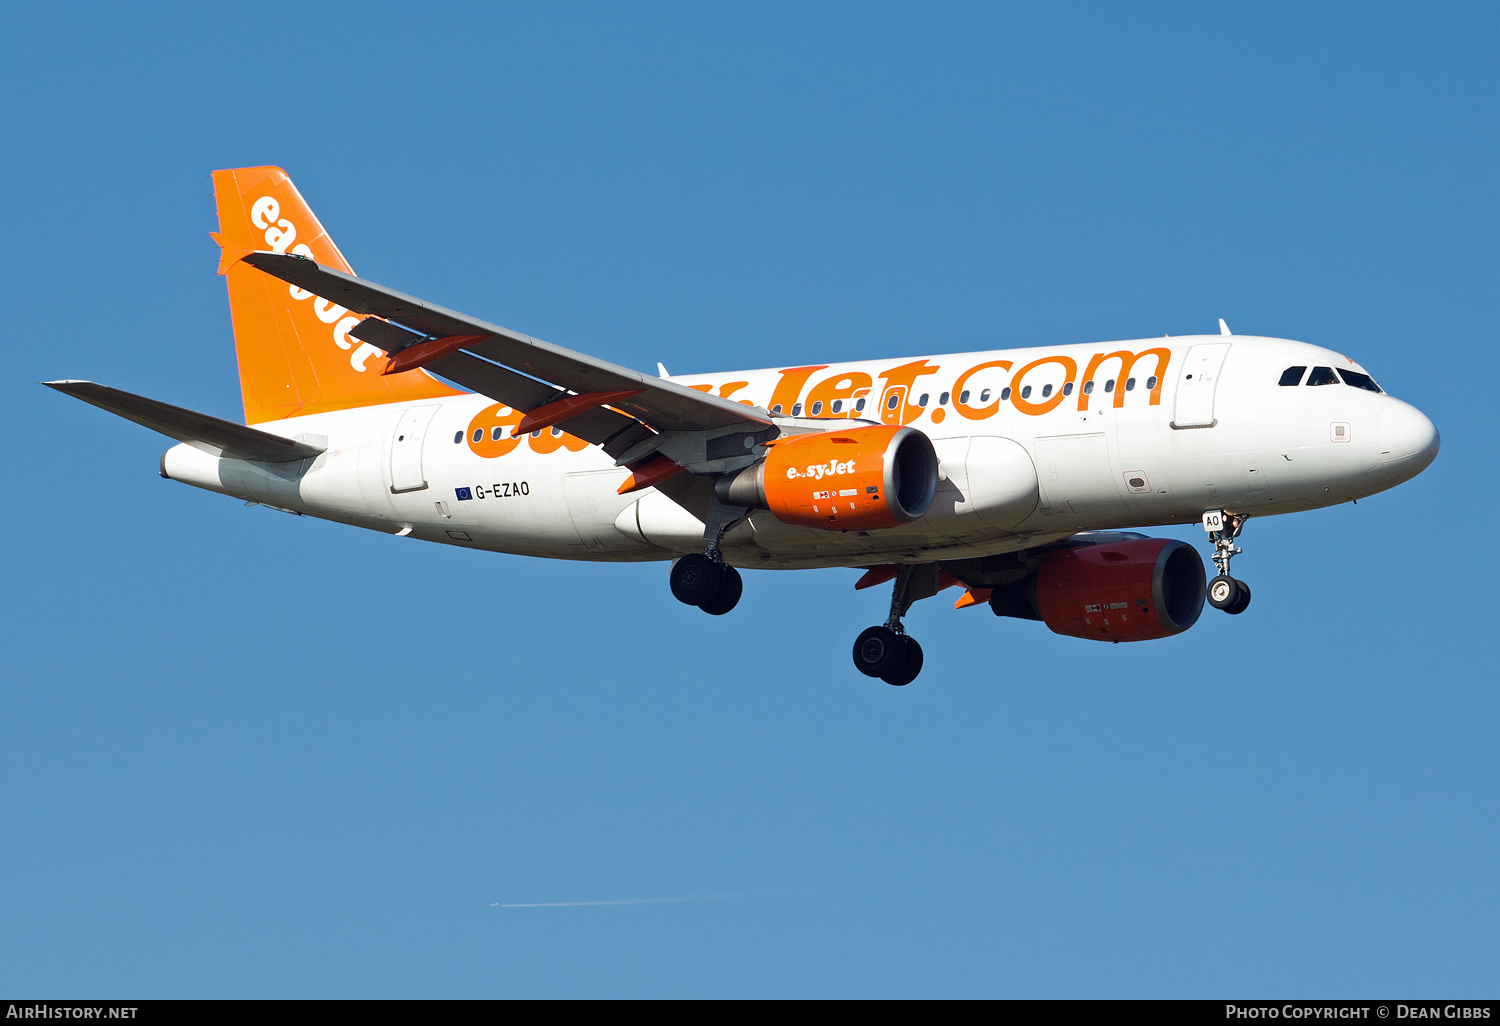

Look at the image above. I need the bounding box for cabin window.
[1338,369,1383,393]
[491,426,504,440]
[771,403,783,414]
[472,428,483,443]
[1279,366,1307,386]
[1105,379,1116,392]
[531,429,542,438]
[1083,381,1095,394]
[980,389,991,403]
[454,431,463,444]
[810,400,823,415]
[1021,385,1032,399]
[1307,366,1338,386]
[886,393,900,411]
[1063,382,1074,396]
[831,399,843,413]
[792,403,802,416]
[939,392,950,405]
[959,390,970,404]
[1001,387,1011,400]
[1146,375,1158,390]
[855,398,866,412]
[551,426,564,437]
[917,393,929,407]
[1041,384,1053,398]
[1125,377,1136,391]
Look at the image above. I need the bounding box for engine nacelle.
[1003,538,1206,642]
[716,425,939,531]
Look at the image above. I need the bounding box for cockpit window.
[1306,366,1338,386]
[1279,366,1307,386]
[1337,369,1383,393]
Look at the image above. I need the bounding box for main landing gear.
[670,553,742,615]
[852,564,933,686]
[1203,510,1252,615]
[669,496,749,616]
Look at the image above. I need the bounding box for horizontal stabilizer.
[44,381,326,463]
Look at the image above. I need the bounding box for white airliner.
[48,166,1440,685]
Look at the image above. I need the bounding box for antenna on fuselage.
[1218,319,1232,336]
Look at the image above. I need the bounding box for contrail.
[492,891,753,908]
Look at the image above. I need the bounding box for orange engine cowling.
[716,425,938,531]
[1031,538,1206,642]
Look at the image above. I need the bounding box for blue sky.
[1,1,1495,997]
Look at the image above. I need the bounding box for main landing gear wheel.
[670,554,743,615]
[852,564,934,686]
[1206,575,1251,614]
[882,637,923,687]
[853,625,906,678]
[698,565,743,616]
[670,553,722,606]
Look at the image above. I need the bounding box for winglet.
[657,362,670,377]
[1219,318,1232,336]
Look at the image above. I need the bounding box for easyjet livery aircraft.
[48,167,1441,685]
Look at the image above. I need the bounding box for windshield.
[1337,368,1383,393]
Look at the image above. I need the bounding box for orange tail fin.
[211,166,461,424]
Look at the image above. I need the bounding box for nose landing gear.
[1203,510,1251,614]
[852,563,934,686]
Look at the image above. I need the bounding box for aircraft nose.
[1377,401,1440,485]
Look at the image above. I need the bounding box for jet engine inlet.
[997,537,1207,642]
[716,424,939,531]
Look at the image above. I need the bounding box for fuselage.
[160,334,1439,571]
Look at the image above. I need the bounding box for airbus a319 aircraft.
[49,167,1440,685]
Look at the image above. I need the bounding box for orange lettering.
[1011,356,1077,416]
[877,360,941,425]
[529,425,590,454]
[950,360,1013,420]
[467,404,524,458]
[805,371,873,419]
[1077,348,1171,410]
[766,365,829,414]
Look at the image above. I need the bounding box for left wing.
[242,251,774,459]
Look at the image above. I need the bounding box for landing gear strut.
[852,564,930,686]
[1203,510,1251,615]
[669,497,748,616]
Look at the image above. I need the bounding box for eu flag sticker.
[455,487,473,501]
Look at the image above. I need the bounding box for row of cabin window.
[457,426,569,443]
[768,375,1160,417]
[1278,365,1383,392]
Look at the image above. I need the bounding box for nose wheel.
[852,564,931,685]
[1203,510,1251,615]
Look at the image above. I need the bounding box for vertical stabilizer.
[211,166,461,424]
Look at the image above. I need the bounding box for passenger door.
[1172,343,1232,428]
[389,405,439,493]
